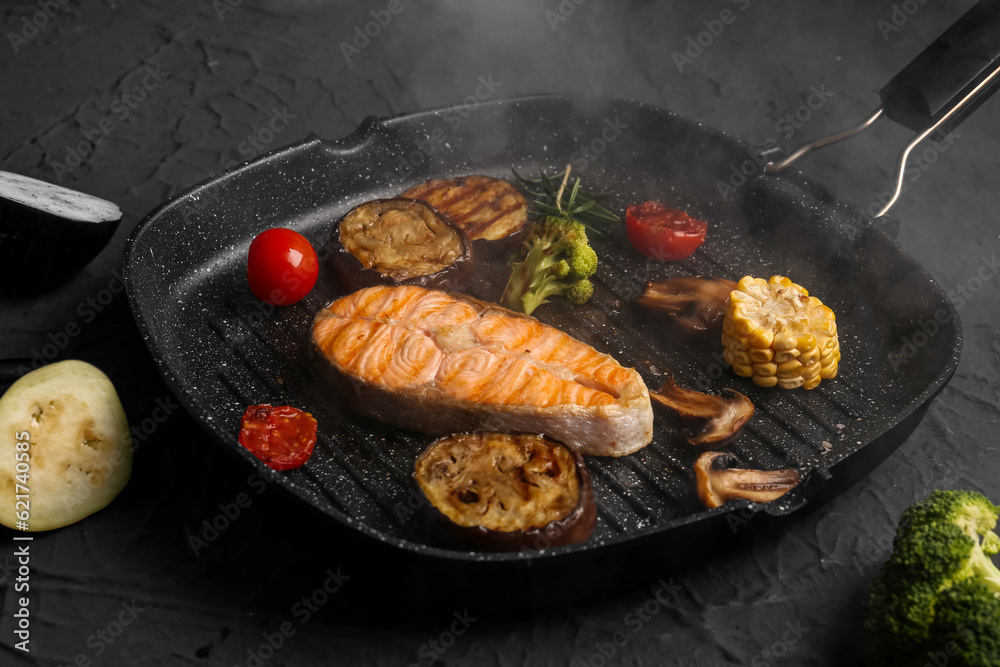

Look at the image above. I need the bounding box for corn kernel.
[796,333,817,352]
[800,361,822,380]
[749,348,774,363]
[753,375,779,388]
[773,332,797,351]
[753,362,777,377]
[731,350,752,366]
[778,377,805,390]
[774,349,801,363]
[738,318,760,337]
[732,363,754,377]
[777,359,803,375]
[749,328,775,349]
[729,288,755,303]
[799,348,820,366]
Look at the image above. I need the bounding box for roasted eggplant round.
[399,175,529,250]
[414,432,596,551]
[324,197,473,293]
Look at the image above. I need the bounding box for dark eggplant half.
[323,197,474,294]
[414,432,596,551]
[0,170,121,292]
[399,175,529,259]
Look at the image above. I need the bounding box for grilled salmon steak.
[312,285,653,456]
[399,175,528,242]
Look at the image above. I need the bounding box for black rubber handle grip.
[879,0,1000,137]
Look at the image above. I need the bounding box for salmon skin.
[312,285,653,456]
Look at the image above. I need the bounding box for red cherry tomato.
[625,201,708,261]
[247,228,319,305]
[237,404,318,471]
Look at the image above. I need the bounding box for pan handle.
[879,0,1000,140]
[766,0,1000,217]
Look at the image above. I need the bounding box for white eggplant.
[0,360,133,531]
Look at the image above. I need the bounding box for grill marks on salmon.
[400,176,529,242]
[312,285,654,456]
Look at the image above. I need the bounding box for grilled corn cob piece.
[721,275,840,390]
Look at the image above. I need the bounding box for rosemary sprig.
[511,165,620,235]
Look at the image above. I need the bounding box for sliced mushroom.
[694,451,802,509]
[636,276,737,333]
[650,377,754,446]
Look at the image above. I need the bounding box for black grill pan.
[123,95,961,603]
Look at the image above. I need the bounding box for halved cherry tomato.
[246,228,319,305]
[238,404,318,471]
[625,201,708,261]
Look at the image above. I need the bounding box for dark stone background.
[1,0,998,665]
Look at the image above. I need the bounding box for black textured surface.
[1,1,999,665]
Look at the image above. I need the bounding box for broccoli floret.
[501,215,599,315]
[862,490,1000,667]
[565,278,593,306]
[901,489,1000,543]
[568,243,598,279]
[930,579,1000,666]
[550,259,571,280]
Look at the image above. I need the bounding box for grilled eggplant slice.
[414,433,596,551]
[400,175,529,252]
[325,198,473,293]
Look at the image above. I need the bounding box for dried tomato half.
[237,404,318,471]
[625,201,708,261]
